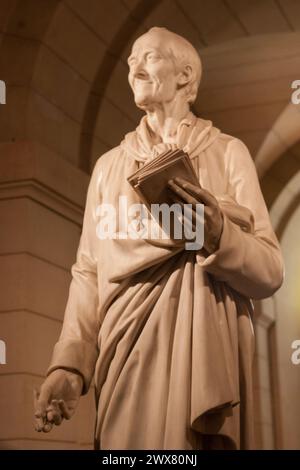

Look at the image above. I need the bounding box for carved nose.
[132,61,148,80]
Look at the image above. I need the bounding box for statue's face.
[128,32,180,109]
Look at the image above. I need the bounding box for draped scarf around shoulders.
[120,111,220,164]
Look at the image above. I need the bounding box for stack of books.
[127,149,200,243]
[127,148,199,208]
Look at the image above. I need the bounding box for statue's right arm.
[34,160,102,431]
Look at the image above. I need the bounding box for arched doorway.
[256,142,300,449]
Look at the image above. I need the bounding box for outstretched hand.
[34,369,83,433]
[167,176,223,254]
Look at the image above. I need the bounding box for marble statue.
[34,27,284,450]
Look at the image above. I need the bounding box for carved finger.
[167,180,198,205]
[48,399,63,425]
[34,414,45,432]
[165,192,205,241]
[34,387,51,432]
[46,408,61,424]
[35,385,51,419]
[173,177,217,208]
[34,389,45,432]
[42,421,53,433]
[58,399,72,420]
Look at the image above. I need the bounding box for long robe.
[47,114,284,450]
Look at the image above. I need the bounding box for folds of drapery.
[89,196,256,449]
[46,120,284,449]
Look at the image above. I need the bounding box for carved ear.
[177,65,193,87]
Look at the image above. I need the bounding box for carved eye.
[146,52,161,62]
[128,57,137,67]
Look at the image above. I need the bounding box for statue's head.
[127,27,202,110]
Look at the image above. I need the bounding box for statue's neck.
[145,97,190,144]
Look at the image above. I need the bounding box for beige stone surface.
[94,96,135,147]
[260,423,275,450]
[2,0,60,40]
[198,77,295,114]
[0,311,61,376]
[27,91,81,165]
[176,0,245,45]
[0,0,18,31]
[226,0,290,34]
[89,136,111,168]
[32,44,90,123]
[120,22,149,63]
[274,204,300,449]
[205,101,286,135]
[0,86,29,141]
[255,323,269,360]
[0,85,83,164]
[0,253,71,321]
[256,356,272,394]
[256,104,300,177]
[44,2,105,82]
[122,0,145,12]
[144,0,203,49]
[0,141,89,208]
[0,138,95,448]
[0,198,81,269]
[277,0,300,29]
[233,130,267,158]
[0,440,92,450]
[201,55,300,90]
[200,32,300,68]
[257,387,273,426]
[66,0,130,45]
[105,59,142,122]
[0,35,39,86]
[0,375,94,447]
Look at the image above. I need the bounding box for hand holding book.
[127,149,223,253]
[167,177,224,254]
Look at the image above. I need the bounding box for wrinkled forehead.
[130,32,175,57]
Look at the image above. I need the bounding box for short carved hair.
[147,27,202,104]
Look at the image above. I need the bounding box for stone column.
[253,297,277,449]
[0,141,95,449]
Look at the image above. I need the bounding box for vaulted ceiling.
[1,0,299,174]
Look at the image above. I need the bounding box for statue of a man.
[34,27,284,450]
